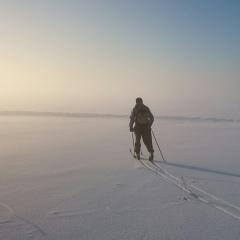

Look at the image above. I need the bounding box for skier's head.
[136,97,143,107]
[136,97,143,104]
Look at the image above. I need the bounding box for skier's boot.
[136,153,140,160]
[149,153,154,162]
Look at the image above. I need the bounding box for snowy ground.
[1,114,240,240]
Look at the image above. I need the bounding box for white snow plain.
[0,113,240,240]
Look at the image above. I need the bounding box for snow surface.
[1,114,240,240]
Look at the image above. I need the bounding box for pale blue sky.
[1,1,240,117]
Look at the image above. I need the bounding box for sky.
[1,0,240,117]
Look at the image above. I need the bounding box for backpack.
[136,109,149,124]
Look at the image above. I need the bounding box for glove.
[130,126,134,132]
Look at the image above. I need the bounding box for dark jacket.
[129,103,154,128]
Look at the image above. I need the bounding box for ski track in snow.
[0,203,46,237]
[137,158,240,221]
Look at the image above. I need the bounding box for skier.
[129,97,154,161]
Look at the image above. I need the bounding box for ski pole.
[151,129,166,162]
[132,132,135,151]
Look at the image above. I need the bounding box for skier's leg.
[142,127,154,154]
[134,127,141,154]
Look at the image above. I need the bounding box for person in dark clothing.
[129,97,154,161]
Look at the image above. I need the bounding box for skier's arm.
[148,109,154,126]
[129,109,136,128]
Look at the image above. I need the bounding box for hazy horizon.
[1,1,240,118]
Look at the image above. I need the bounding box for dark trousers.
[134,124,154,154]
